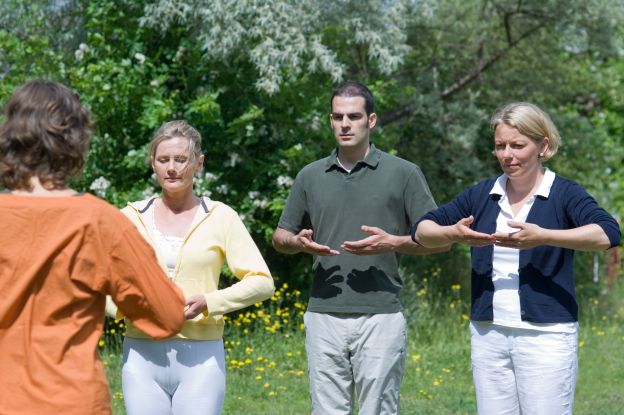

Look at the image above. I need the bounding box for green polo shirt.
[278,144,437,313]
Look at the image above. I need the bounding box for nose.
[340,116,351,129]
[502,145,513,158]
[166,160,177,173]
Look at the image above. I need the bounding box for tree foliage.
[0,0,622,292]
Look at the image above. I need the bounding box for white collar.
[489,168,556,199]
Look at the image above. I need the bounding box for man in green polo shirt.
[272,81,447,414]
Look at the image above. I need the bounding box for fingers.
[303,240,339,256]
[360,225,381,235]
[458,215,474,226]
[507,221,524,230]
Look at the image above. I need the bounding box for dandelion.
[255,375,262,380]
[411,354,421,362]
[263,382,270,388]
[579,340,585,348]
[268,391,276,397]
[98,340,105,347]
[461,314,469,321]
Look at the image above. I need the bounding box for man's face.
[330,96,377,151]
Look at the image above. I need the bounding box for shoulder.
[202,198,240,221]
[377,150,420,171]
[451,178,498,205]
[550,175,589,199]
[80,193,137,232]
[297,155,332,176]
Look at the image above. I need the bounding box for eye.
[348,113,363,120]
[174,156,188,163]
[156,157,169,163]
[331,113,344,122]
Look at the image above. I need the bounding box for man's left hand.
[341,226,397,255]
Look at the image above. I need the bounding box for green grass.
[102,280,624,414]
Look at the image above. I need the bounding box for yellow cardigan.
[109,196,274,340]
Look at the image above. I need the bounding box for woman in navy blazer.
[412,102,620,415]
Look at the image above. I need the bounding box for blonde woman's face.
[151,136,203,196]
[494,124,547,180]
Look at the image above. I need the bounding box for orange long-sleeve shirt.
[0,193,185,414]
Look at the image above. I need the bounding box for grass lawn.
[102,281,624,414]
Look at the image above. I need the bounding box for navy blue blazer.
[412,176,621,323]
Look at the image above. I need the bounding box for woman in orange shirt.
[0,80,186,414]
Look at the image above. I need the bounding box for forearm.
[272,228,303,254]
[204,274,275,316]
[393,234,451,255]
[541,224,612,251]
[414,220,458,248]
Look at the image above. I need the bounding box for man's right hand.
[293,229,340,256]
[272,227,340,256]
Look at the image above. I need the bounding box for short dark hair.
[0,80,92,190]
[330,81,375,115]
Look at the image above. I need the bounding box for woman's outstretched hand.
[451,216,496,247]
[493,221,544,249]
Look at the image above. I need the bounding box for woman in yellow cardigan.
[113,120,274,415]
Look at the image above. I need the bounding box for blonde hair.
[490,102,561,160]
[148,120,203,161]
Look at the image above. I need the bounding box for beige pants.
[304,311,407,415]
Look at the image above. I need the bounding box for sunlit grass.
[101,274,624,414]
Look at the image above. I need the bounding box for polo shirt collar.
[325,143,381,171]
[489,167,556,198]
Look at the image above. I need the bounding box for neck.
[338,143,370,170]
[160,190,198,213]
[12,177,77,196]
[506,167,545,198]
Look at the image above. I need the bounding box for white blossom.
[134,52,146,64]
[215,184,229,194]
[74,42,90,61]
[204,172,217,182]
[253,198,269,209]
[228,152,241,167]
[248,191,260,199]
[277,175,294,188]
[90,176,111,197]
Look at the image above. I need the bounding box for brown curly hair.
[0,80,92,190]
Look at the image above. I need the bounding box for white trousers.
[304,311,407,415]
[122,337,226,415]
[470,321,578,415]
